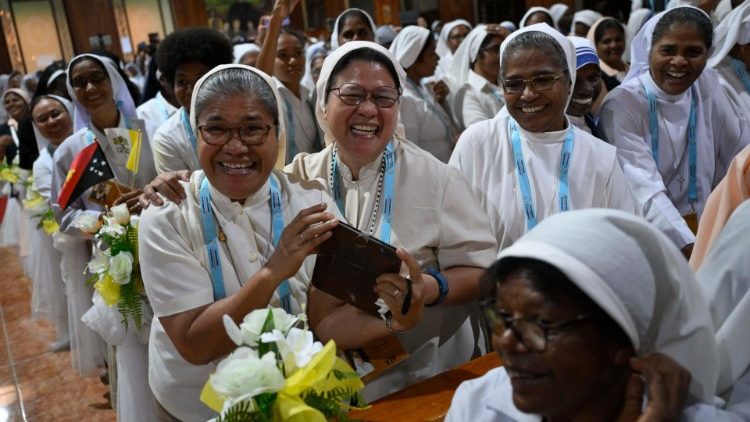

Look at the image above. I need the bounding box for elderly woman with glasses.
[450,23,638,251]
[446,209,721,421]
[286,41,498,400]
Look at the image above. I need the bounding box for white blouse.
[276,80,319,162]
[151,108,201,174]
[454,70,504,129]
[400,79,455,163]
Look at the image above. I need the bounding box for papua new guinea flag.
[57,142,114,210]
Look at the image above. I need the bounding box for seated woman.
[287,40,498,400]
[447,209,720,421]
[450,23,637,251]
[390,25,457,162]
[449,25,506,129]
[566,36,605,138]
[435,19,472,80]
[599,6,750,258]
[707,1,750,114]
[330,8,377,50]
[151,27,233,173]
[588,17,629,87]
[137,64,424,420]
[29,95,73,351]
[519,7,554,28]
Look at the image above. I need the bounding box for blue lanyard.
[156,95,171,122]
[283,96,298,162]
[86,129,95,145]
[730,58,750,94]
[199,175,292,311]
[181,108,198,152]
[490,87,504,104]
[407,79,453,146]
[508,119,575,231]
[643,83,698,205]
[331,141,396,243]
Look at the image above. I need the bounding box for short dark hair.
[652,7,713,50]
[325,48,401,100]
[156,27,233,86]
[500,31,569,80]
[594,18,625,44]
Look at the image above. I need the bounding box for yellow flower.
[23,195,45,212]
[94,273,121,306]
[0,168,19,183]
[42,219,59,235]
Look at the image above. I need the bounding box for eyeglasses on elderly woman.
[330,83,401,108]
[501,74,564,94]
[197,123,276,146]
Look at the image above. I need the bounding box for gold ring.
[299,233,305,242]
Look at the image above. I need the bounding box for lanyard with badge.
[643,83,699,232]
[199,175,292,312]
[156,95,171,122]
[181,108,199,152]
[329,141,396,244]
[508,119,575,232]
[730,58,750,94]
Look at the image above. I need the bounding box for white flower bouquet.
[201,308,367,421]
[75,204,144,329]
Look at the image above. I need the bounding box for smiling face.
[324,59,399,169]
[274,33,305,87]
[649,23,708,95]
[70,59,113,113]
[3,93,28,121]
[474,35,503,84]
[32,98,73,145]
[174,61,211,111]
[503,47,570,133]
[567,63,601,117]
[338,15,374,46]
[197,93,278,202]
[447,25,470,53]
[493,269,631,420]
[596,26,626,68]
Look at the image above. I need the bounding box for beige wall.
[124,0,164,52]
[11,0,63,72]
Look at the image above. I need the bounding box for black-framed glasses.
[482,299,590,352]
[501,74,564,94]
[330,83,401,108]
[71,71,108,89]
[197,123,275,146]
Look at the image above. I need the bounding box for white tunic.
[286,137,498,400]
[137,91,178,133]
[276,80,319,162]
[151,108,200,173]
[454,70,504,129]
[400,79,454,163]
[139,170,337,422]
[715,57,750,117]
[450,113,638,251]
[599,70,750,248]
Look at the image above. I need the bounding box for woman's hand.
[432,80,450,104]
[265,202,337,281]
[271,0,300,17]
[374,248,425,332]
[114,189,144,215]
[138,170,191,208]
[616,353,691,422]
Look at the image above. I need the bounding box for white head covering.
[708,1,750,68]
[550,3,570,29]
[232,43,260,63]
[65,54,137,132]
[315,40,406,147]
[572,10,604,30]
[623,5,712,84]
[330,8,379,50]
[389,25,431,69]
[436,19,473,58]
[500,23,577,105]
[448,25,491,89]
[497,209,719,403]
[301,41,328,93]
[376,25,398,47]
[520,7,553,28]
[625,8,654,61]
[189,64,287,170]
[569,36,600,70]
[30,95,74,152]
[500,21,517,33]
[2,87,30,107]
[696,200,750,395]
[46,69,66,88]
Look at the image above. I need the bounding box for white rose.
[211,348,284,401]
[260,328,323,375]
[87,249,109,274]
[110,203,130,225]
[100,216,125,237]
[73,213,102,234]
[237,308,298,347]
[108,251,133,285]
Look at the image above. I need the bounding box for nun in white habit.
[571,9,604,36]
[390,25,456,162]
[329,8,378,50]
[549,3,570,32]
[450,23,638,251]
[599,6,750,255]
[447,209,720,421]
[434,19,472,80]
[707,1,750,114]
[519,6,554,28]
[448,25,505,129]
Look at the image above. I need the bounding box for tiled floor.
[0,247,115,421]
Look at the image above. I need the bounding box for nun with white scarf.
[447,209,721,421]
[549,3,572,33]
[571,9,604,36]
[450,23,637,251]
[329,8,378,50]
[448,25,505,129]
[708,1,750,114]
[519,6,554,28]
[390,25,456,162]
[434,19,472,80]
[598,6,750,257]
[286,40,498,401]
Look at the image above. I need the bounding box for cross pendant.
[677,173,685,191]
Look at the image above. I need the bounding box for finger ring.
[298,233,305,242]
[394,288,401,298]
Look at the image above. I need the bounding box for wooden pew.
[349,353,502,421]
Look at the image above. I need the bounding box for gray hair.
[500,31,569,80]
[194,67,278,124]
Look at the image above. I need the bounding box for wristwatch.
[425,267,449,307]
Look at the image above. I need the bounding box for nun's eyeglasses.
[330,84,401,108]
[71,71,108,89]
[482,300,590,352]
[501,74,563,94]
[197,123,275,146]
